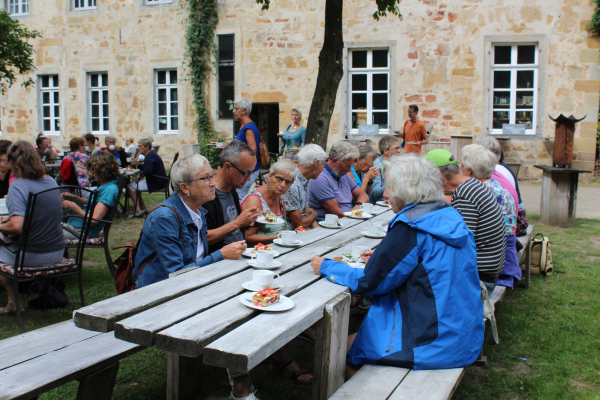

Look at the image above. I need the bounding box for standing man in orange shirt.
[400,104,428,155]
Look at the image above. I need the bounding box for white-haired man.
[103,134,129,167]
[285,144,327,229]
[308,142,369,219]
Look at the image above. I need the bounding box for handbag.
[113,205,180,294]
[258,136,271,167]
[516,210,529,237]
[520,233,553,276]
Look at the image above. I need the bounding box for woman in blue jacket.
[133,154,247,289]
[311,154,484,377]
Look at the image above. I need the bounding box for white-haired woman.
[132,154,247,289]
[241,159,297,246]
[233,98,260,199]
[347,145,380,197]
[280,107,306,164]
[310,154,483,377]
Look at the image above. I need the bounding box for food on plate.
[383,198,390,205]
[295,227,308,233]
[252,289,280,307]
[263,212,278,223]
[333,256,350,265]
[251,243,273,254]
[351,210,364,217]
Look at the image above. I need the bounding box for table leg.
[313,293,350,400]
[525,234,531,289]
[167,353,203,400]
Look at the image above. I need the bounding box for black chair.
[0,186,98,333]
[130,151,179,213]
[64,175,127,278]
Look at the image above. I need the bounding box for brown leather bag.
[258,136,271,166]
[113,205,180,294]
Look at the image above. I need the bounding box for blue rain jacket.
[320,201,484,370]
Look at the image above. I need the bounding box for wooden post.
[166,353,203,400]
[76,362,120,400]
[313,293,350,400]
[450,135,473,162]
[537,166,590,227]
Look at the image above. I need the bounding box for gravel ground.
[519,181,600,219]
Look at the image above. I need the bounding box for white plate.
[376,201,391,208]
[242,281,283,291]
[247,259,283,270]
[318,221,343,229]
[239,292,294,311]
[242,249,280,258]
[344,211,373,219]
[256,216,285,225]
[273,238,303,247]
[361,230,386,239]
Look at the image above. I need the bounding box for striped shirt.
[451,178,506,282]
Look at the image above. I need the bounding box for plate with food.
[294,227,308,234]
[256,213,285,225]
[344,210,373,219]
[239,290,294,311]
[376,199,391,208]
[318,221,343,229]
[332,255,365,268]
[242,243,280,258]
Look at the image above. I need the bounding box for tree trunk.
[304,0,344,149]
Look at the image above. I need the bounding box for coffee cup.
[252,270,280,290]
[278,230,297,244]
[352,246,370,261]
[0,204,7,215]
[361,203,373,214]
[368,222,384,236]
[126,157,132,163]
[254,250,274,266]
[324,214,339,226]
[0,199,6,206]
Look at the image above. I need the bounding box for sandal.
[297,327,316,344]
[1,303,25,314]
[128,211,145,218]
[269,358,313,385]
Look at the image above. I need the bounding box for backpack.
[520,233,553,276]
[113,205,180,294]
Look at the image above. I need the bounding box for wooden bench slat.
[329,365,410,400]
[0,334,142,400]
[388,368,465,400]
[0,320,101,372]
[484,286,506,316]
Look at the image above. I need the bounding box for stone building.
[1,0,598,177]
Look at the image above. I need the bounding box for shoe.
[358,296,372,310]
[229,391,261,400]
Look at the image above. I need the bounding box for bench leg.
[75,362,120,400]
[167,353,203,400]
[525,236,531,289]
[313,293,350,400]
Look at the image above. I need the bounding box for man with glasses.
[127,137,168,217]
[204,140,261,254]
[369,135,402,204]
[308,142,369,219]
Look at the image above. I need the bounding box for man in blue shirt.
[127,137,168,216]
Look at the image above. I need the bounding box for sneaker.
[229,391,261,400]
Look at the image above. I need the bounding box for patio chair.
[64,175,127,278]
[130,151,179,212]
[0,186,98,333]
[59,157,80,187]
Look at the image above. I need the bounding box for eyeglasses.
[190,173,217,184]
[229,162,253,178]
[232,107,243,112]
[339,159,356,169]
[273,175,294,186]
[388,146,401,152]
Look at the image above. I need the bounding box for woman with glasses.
[132,154,247,289]
[240,159,297,246]
[369,135,402,204]
[0,140,16,198]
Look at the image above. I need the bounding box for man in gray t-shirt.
[216,188,244,245]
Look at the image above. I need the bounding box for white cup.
[126,157,132,163]
[254,250,274,266]
[361,203,373,214]
[324,214,339,226]
[0,199,6,206]
[368,223,384,236]
[352,246,370,261]
[0,205,7,215]
[252,270,280,290]
[278,230,297,244]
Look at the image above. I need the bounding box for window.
[39,75,60,134]
[8,0,29,15]
[348,49,390,133]
[145,0,171,4]
[218,35,235,119]
[89,73,109,134]
[490,44,538,134]
[73,0,96,10]
[156,70,178,133]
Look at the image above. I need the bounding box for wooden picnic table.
[73,205,394,399]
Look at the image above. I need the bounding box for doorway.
[233,103,281,155]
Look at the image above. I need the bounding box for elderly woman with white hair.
[310,154,483,376]
[233,97,261,198]
[132,154,247,289]
[461,144,520,289]
[241,159,297,246]
[279,107,306,163]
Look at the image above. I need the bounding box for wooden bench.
[517,225,535,289]
[0,320,143,400]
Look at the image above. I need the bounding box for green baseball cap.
[424,149,460,167]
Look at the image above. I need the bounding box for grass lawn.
[1,206,599,399]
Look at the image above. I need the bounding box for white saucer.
[361,230,386,239]
[318,221,343,229]
[242,249,280,258]
[239,292,294,311]
[256,216,285,225]
[242,281,283,291]
[349,262,365,268]
[273,238,303,247]
[344,211,373,219]
[247,259,283,270]
[376,201,391,208]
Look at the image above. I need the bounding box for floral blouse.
[66,152,90,187]
[484,178,516,236]
[241,188,287,236]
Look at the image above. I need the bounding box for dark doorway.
[233,103,280,155]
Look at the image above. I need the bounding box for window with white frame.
[73,0,96,10]
[218,34,234,119]
[490,43,538,134]
[39,75,60,134]
[156,70,178,133]
[89,73,109,134]
[348,49,390,133]
[8,0,29,15]
[145,0,171,4]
